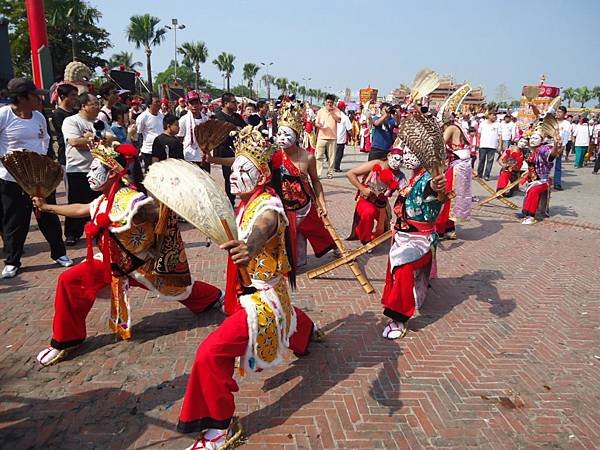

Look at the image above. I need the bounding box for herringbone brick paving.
[0,171,599,449]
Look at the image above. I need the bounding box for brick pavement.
[0,159,599,449]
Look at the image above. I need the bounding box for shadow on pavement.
[244,311,405,436]
[0,377,188,449]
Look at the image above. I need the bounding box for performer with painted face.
[519,130,561,225]
[496,138,525,196]
[177,125,321,449]
[435,84,473,240]
[346,148,404,244]
[270,100,336,267]
[32,143,221,366]
[381,145,446,339]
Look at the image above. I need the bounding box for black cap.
[7,78,48,96]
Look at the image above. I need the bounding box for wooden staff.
[477,173,528,208]
[308,230,393,279]
[471,169,519,209]
[221,218,252,287]
[316,199,374,294]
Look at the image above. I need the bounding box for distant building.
[391,77,486,112]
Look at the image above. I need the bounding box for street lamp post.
[302,77,311,102]
[164,18,185,82]
[260,61,273,99]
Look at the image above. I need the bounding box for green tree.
[298,85,307,101]
[574,86,592,108]
[275,77,288,95]
[213,52,235,91]
[592,86,600,108]
[178,41,208,90]
[231,84,253,98]
[562,87,576,108]
[288,81,300,95]
[261,74,274,100]
[107,51,142,70]
[242,63,260,99]
[155,60,195,89]
[126,14,166,92]
[0,0,111,78]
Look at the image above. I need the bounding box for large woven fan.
[409,69,440,105]
[540,113,560,139]
[194,119,237,155]
[145,159,251,286]
[0,150,64,198]
[397,113,446,175]
[546,96,561,112]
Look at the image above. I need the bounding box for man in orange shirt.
[315,94,341,178]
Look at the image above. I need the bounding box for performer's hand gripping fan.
[0,150,64,218]
[144,159,252,287]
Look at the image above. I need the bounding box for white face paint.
[87,158,110,191]
[275,126,297,149]
[529,133,542,147]
[230,156,261,195]
[517,138,528,149]
[401,147,422,170]
[387,152,403,171]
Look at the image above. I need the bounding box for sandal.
[382,321,408,340]
[36,346,72,367]
[185,418,243,450]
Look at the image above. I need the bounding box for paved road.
[0,149,598,449]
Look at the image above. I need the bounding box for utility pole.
[260,61,273,100]
[302,77,311,102]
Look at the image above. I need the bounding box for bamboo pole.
[221,218,252,287]
[476,173,527,208]
[316,199,374,294]
[307,230,393,279]
[471,169,519,209]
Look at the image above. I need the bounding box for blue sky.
[92,0,600,100]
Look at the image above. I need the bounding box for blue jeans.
[553,151,562,187]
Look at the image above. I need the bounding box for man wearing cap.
[334,101,353,172]
[178,91,209,170]
[175,97,187,118]
[0,78,73,278]
[160,98,171,116]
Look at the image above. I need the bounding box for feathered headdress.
[277,100,304,137]
[438,83,472,124]
[397,112,446,175]
[232,125,273,179]
[408,69,440,106]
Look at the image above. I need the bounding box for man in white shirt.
[62,92,112,246]
[476,111,501,180]
[499,114,516,153]
[572,117,591,168]
[135,94,163,171]
[334,101,353,172]
[178,90,209,170]
[0,78,73,278]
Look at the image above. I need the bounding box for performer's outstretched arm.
[32,197,90,218]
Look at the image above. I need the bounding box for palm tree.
[288,81,300,96]
[307,88,317,103]
[298,85,307,101]
[107,51,142,70]
[213,52,235,91]
[274,77,288,96]
[592,86,600,108]
[574,86,592,108]
[179,41,208,90]
[126,14,166,92]
[261,74,275,100]
[242,63,260,98]
[562,87,576,108]
[48,0,100,61]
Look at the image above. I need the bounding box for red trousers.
[522,183,548,217]
[381,252,432,323]
[434,166,455,234]
[177,306,314,433]
[496,169,517,190]
[354,198,386,244]
[293,203,336,258]
[50,260,221,349]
